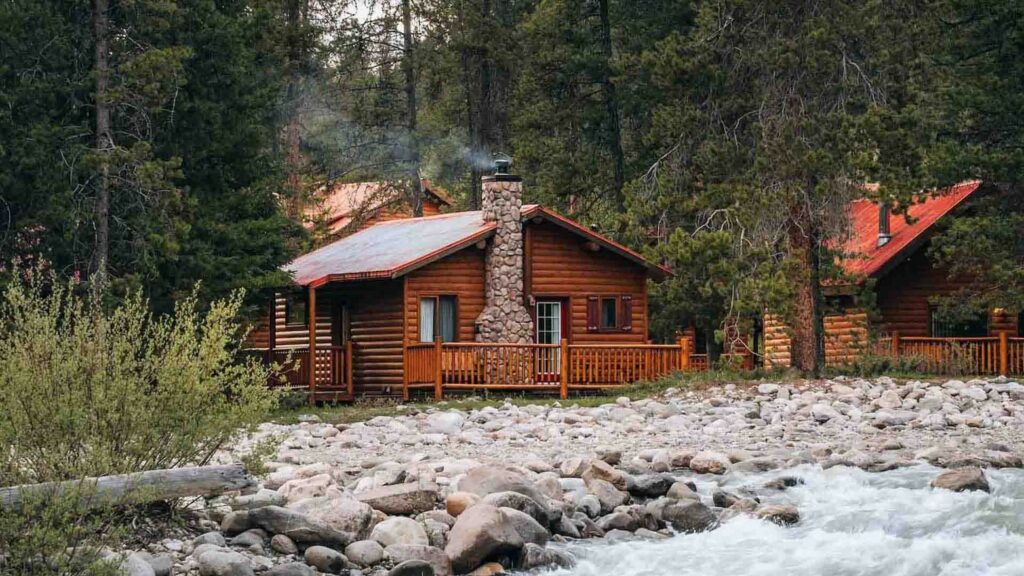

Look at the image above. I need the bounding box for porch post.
[434,339,443,401]
[679,336,691,371]
[1000,331,1009,375]
[559,339,569,399]
[345,340,354,398]
[267,295,277,378]
[308,284,317,406]
[891,330,900,359]
[402,338,410,401]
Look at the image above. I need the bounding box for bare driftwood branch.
[0,464,256,511]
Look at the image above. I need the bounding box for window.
[929,306,988,338]
[420,295,457,342]
[284,293,308,326]
[587,295,633,332]
[601,298,617,329]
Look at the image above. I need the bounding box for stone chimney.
[475,159,534,343]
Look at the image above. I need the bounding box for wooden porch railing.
[876,331,1024,376]
[403,337,703,400]
[247,342,353,399]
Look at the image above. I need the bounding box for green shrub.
[0,272,280,574]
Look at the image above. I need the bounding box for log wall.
[875,246,1018,336]
[403,247,487,344]
[762,308,870,368]
[526,220,649,343]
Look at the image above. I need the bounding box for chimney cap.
[483,155,521,183]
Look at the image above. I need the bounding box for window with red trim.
[587,295,633,333]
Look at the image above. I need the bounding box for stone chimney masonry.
[475,164,534,343]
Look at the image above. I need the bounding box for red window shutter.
[620,295,633,331]
[586,296,599,332]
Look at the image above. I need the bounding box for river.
[550,464,1024,576]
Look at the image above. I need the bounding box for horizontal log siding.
[404,248,487,344]
[763,314,791,368]
[874,246,1013,336]
[344,280,405,396]
[247,294,332,350]
[526,221,648,343]
[823,309,869,366]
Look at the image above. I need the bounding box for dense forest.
[2,0,1022,374]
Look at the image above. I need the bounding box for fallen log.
[0,463,256,511]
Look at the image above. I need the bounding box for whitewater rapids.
[550,464,1024,576]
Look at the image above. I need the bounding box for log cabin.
[765,180,1023,373]
[250,162,677,401]
[305,178,451,239]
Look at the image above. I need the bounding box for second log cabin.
[765,180,1022,370]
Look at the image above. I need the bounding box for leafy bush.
[0,272,279,574]
[833,351,929,377]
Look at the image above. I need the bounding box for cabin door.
[535,299,568,380]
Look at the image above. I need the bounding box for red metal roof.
[838,181,982,279]
[287,204,669,287]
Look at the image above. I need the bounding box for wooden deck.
[403,338,702,400]
[876,332,1024,376]
[246,341,354,402]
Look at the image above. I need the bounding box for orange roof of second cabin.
[286,205,670,287]
[838,181,982,279]
[305,179,452,233]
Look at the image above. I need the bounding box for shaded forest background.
[2,0,1022,374]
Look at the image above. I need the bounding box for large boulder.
[444,504,525,574]
[481,491,549,526]
[498,507,549,546]
[303,546,349,574]
[427,412,465,435]
[270,534,299,555]
[345,540,385,567]
[386,545,453,576]
[277,474,335,503]
[931,467,990,493]
[662,500,717,533]
[629,474,674,498]
[195,549,255,576]
[118,553,156,576]
[457,466,551,518]
[581,460,628,491]
[586,478,629,514]
[688,451,730,475]
[287,494,376,539]
[518,543,576,571]
[248,506,352,547]
[371,517,430,547]
[357,483,440,516]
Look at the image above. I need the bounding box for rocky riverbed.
[116,376,1024,576]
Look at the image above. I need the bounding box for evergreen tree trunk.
[597,0,625,212]
[787,212,825,376]
[92,0,112,276]
[402,0,423,216]
[703,318,721,366]
[283,0,306,219]
[459,0,481,209]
